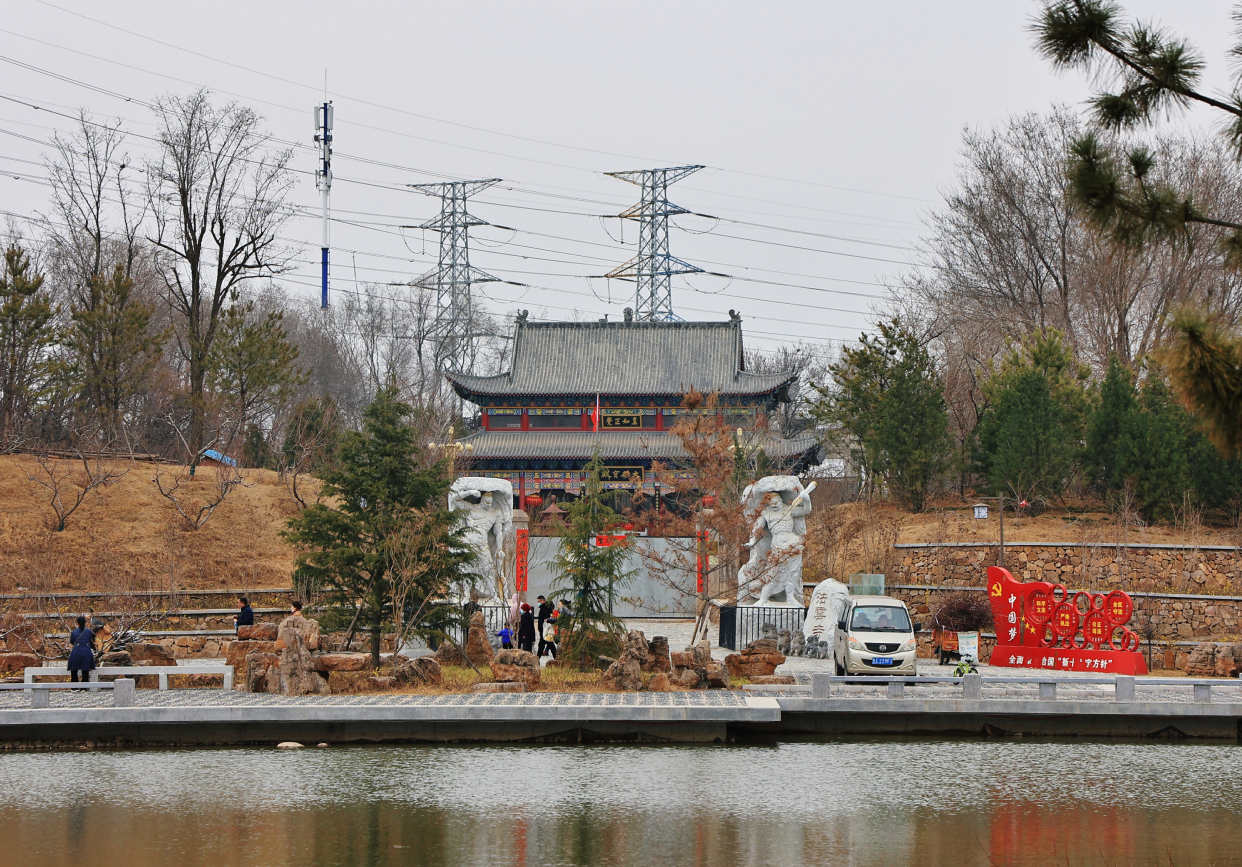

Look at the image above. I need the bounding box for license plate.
[871,657,894,665]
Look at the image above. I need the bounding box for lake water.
[2,738,1239,866]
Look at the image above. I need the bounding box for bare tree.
[23,440,129,532]
[145,90,295,461]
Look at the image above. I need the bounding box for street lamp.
[428,426,474,472]
[974,495,1027,567]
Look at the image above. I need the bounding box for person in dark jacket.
[67,616,95,683]
[234,597,254,632]
[536,596,554,657]
[517,603,536,652]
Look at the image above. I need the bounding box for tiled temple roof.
[458,430,819,462]
[446,317,796,399]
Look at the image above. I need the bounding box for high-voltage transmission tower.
[409,179,501,371]
[605,165,705,321]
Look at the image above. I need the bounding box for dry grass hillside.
[0,454,311,593]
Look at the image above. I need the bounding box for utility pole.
[314,102,333,308]
[409,179,501,371]
[605,165,705,321]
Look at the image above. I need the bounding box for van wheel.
[835,658,844,676]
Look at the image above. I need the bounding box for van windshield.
[849,605,912,633]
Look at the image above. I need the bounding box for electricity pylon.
[409,179,501,371]
[605,165,704,321]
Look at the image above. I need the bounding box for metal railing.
[718,605,806,651]
[796,673,1242,703]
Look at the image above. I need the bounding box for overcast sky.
[1,1,1237,356]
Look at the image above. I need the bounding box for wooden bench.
[0,679,134,707]
[24,664,233,692]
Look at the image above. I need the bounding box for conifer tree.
[1115,373,1190,523]
[0,246,56,441]
[551,449,635,669]
[974,328,1089,508]
[65,264,164,437]
[284,387,468,664]
[1085,355,1136,494]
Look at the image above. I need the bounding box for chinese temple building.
[446,310,820,508]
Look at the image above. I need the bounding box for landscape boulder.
[187,673,223,688]
[647,672,672,692]
[464,611,495,667]
[128,643,177,666]
[1185,643,1217,678]
[603,630,649,691]
[245,652,281,692]
[238,623,278,641]
[749,674,797,685]
[491,648,541,686]
[368,676,395,689]
[724,638,787,678]
[0,651,39,673]
[98,651,132,667]
[227,640,276,689]
[393,656,443,687]
[277,619,329,696]
[643,636,671,673]
[313,653,370,672]
[670,639,728,690]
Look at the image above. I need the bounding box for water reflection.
[1,739,1239,866]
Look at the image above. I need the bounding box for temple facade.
[446,310,819,508]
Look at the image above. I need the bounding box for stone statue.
[448,477,514,603]
[738,476,814,607]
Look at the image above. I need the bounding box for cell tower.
[313,102,333,308]
[410,179,501,371]
[605,165,705,321]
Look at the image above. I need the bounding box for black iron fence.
[718,605,806,651]
[432,604,512,651]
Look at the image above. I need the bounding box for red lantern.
[525,494,543,508]
[622,523,634,531]
[701,495,716,508]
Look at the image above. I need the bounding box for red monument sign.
[986,566,1148,674]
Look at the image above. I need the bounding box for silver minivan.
[833,595,920,676]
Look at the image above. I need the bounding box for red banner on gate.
[515,528,529,592]
[696,530,708,594]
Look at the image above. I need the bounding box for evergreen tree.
[551,449,635,669]
[1115,373,1190,523]
[283,387,467,664]
[974,328,1090,508]
[1084,355,1136,494]
[208,300,305,453]
[65,264,164,436]
[815,320,951,511]
[0,246,56,441]
[281,396,341,475]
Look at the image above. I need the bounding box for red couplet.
[515,528,529,592]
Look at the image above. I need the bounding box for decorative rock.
[647,672,672,692]
[246,652,280,693]
[238,624,278,641]
[724,637,787,678]
[429,643,468,667]
[98,651,132,667]
[644,636,671,673]
[187,673,223,688]
[491,648,541,686]
[313,653,370,672]
[749,675,797,685]
[0,651,39,673]
[277,621,330,696]
[669,651,696,669]
[704,660,730,689]
[464,611,495,667]
[471,681,526,693]
[317,743,329,748]
[277,742,303,749]
[393,656,443,687]
[128,643,177,665]
[227,640,276,689]
[1185,643,1217,678]
[603,631,649,691]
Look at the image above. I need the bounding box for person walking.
[541,613,558,661]
[67,616,96,683]
[517,603,536,653]
[536,596,554,657]
[234,596,254,633]
[495,625,514,650]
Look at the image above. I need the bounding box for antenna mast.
[314,101,333,308]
